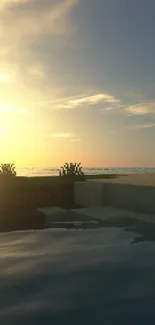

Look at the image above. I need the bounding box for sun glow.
[0,105,26,139]
[0,106,26,114]
[0,72,16,84]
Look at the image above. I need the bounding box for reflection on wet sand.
[47,214,155,244]
[1,225,155,324]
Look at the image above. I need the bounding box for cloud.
[26,64,46,81]
[43,133,74,138]
[113,122,155,135]
[100,103,124,113]
[52,133,74,138]
[68,93,120,105]
[0,0,28,8]
[69,138,81,142]
[47,93,120,109]
[0,106,26,114]
[42,133,82,141]
[0,0,80,107]
[0,0,81,99]
[104,107,115,111]
[0,0,80,42]
[129,123,155,130]
[125,101,155,115]
[0,0,30,5]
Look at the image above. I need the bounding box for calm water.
[16,167,155,177]
[1,227,155,324]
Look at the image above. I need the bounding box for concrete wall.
[105,183,155,214]
[74,181,155,214]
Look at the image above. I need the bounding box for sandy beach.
[89,173,155,187]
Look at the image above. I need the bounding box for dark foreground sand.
[90,173,155,187]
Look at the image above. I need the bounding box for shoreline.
[1,173,155,187]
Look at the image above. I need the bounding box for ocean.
[16,167,155,177]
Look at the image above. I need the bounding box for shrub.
[59,162,85,180]
[0,164,16,177]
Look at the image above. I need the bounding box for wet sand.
[1,227,155,324]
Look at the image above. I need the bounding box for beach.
[89,173,155,187]
[1,227,155,324]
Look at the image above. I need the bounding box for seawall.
[74,174,155,214]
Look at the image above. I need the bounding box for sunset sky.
[0,0,155,167]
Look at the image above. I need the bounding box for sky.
[0,0,155,168]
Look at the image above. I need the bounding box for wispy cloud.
[42,133,74,138]
[0,0,80,107]
[0,0,80,41]
[52,133,74,138]
[0,106,26,114]
[100,104,124,113]
[68,93,120,105]
[0,0,31,6]
[112,122,155,135]
[69,138,81,142]
[125,101,155,115]
[129,123,155,130]
[0,0,27,8]
[46,93,120,110]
